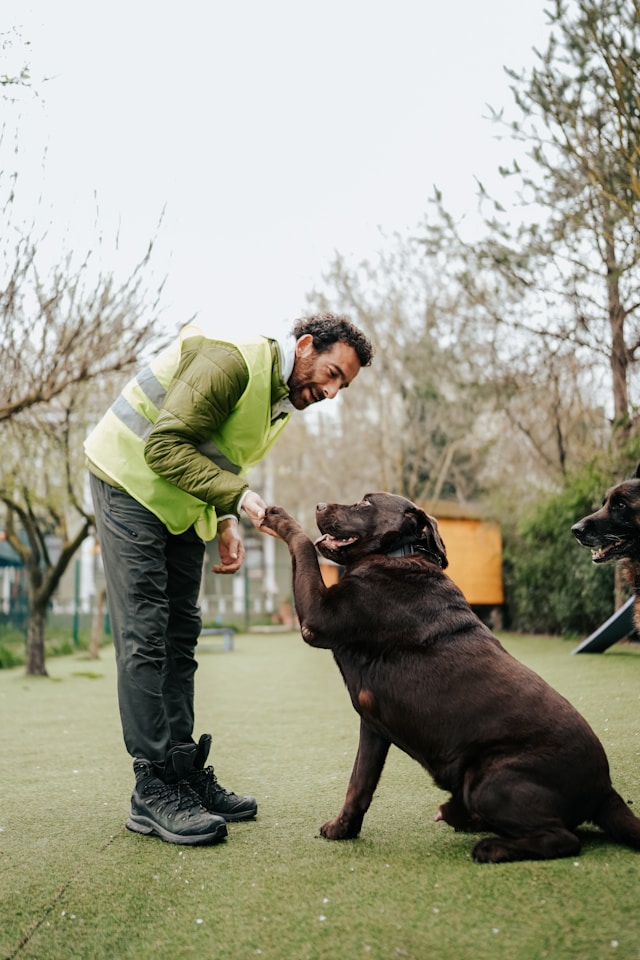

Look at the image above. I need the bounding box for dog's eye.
[612,497,628,516]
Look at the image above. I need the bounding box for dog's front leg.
[263,505,331,645]
[321,719,391,840]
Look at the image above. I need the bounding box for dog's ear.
[410,508,448,569]
[634,463,640,480]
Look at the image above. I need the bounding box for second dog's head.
[314,492,448,568]
[572,464,640,564]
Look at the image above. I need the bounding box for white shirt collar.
[279,334,296,382]
[271,334,297,418]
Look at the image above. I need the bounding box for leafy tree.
[0,398,92,675]
[402,0,640,630]
[0,247,166,677]
[0,236,166,423]
[423,0,640,451]
[472,0,640,626]
[508,0,640,437]
[0,226,167,677]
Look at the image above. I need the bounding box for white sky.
[3,0,552,340]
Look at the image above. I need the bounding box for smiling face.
[286,335,362,410]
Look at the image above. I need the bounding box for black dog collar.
[385,543,444,567]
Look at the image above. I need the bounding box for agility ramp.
[571,595,635,654]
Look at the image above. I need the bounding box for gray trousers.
[89,474,205,762]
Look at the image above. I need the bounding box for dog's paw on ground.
[472,837,518,863]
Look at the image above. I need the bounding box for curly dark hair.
[291,312,374,368]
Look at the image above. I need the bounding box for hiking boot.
[126,759,228,845]
[184,733,258,822]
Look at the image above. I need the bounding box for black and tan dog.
[264,492,640,863]
[572,463,640,630]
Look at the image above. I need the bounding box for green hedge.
[503,459,632,636]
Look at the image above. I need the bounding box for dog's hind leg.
[435,795,492,833]
[472,826,581,863]
[594,789,640,850]
[465,773,582,863]
[320,719,390,840]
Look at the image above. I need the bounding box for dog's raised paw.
[263,505,292,532]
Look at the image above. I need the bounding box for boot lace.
[187,766,236,805]
[148,780,203,816]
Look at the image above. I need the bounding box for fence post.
[72,559,80,649]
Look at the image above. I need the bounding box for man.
[85,312,373,846]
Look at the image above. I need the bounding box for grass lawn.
[1,630,639,960]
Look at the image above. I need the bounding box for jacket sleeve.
[144,337,251,517]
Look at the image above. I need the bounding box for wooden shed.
[424,499,504,610]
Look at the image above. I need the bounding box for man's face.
[287,335,362,410]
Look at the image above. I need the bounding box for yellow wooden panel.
[319,560,341,587]
[435,518,504,606]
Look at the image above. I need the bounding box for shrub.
[504,461,620,636]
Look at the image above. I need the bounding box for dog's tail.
[593,790,640,849]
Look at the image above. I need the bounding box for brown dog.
[264,492,640,863]
[572,463,640,630]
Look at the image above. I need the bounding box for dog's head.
[314,492,448,568]
[572,463,640,564]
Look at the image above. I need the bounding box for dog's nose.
[316,502,327,513]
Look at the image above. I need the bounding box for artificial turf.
[1,630,639,960]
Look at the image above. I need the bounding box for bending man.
[85,312,374,845]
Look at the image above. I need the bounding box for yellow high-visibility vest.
[84,326,290,539]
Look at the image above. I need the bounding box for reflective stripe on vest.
[110,395,241,474]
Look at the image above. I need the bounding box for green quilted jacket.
[85,330,291,537]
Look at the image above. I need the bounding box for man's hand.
[212,517,245,574]
[242,490,280,539]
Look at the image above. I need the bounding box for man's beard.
[287,356,320,409]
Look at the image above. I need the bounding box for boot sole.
[125,815,228,845]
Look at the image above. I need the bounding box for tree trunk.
[89,587,107,659]
[614,565,629,617]
[25,604,48,676]
[606,236,630,440]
